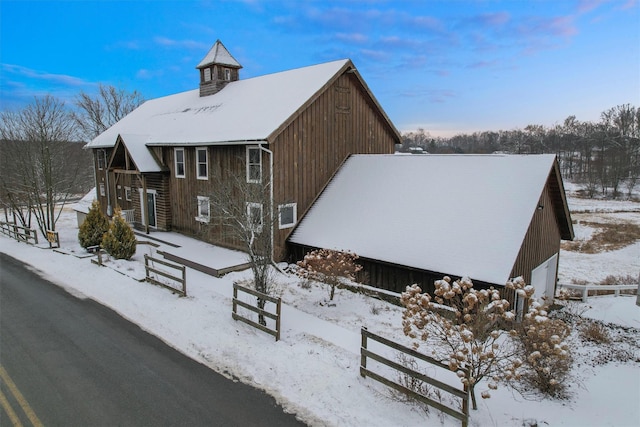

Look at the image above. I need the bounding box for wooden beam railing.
[144,254,187,296]
[558,283,638,302]
[360,327,469,427]
[0,221,38,245]
[232,283,281,341]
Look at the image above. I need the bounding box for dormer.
[196,40,242,97]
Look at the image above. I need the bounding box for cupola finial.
[196,40,242,97]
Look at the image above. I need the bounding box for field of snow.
[0,191,638,427]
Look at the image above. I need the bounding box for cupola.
[196,40,242,97]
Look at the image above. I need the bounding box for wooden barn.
[85,40,401,261]
[288,154,574,299]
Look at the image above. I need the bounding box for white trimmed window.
[117,185,122,200]
[196,196,210,223]
[196,147,208,180]
[224,68,231,81]
[99,183,106,196]
[246,146,261,183]
[278,203,297,229]
[174,148,185,178]
[97,150,105,170]
[204,68,211,82]
[125,186,132,201]
[246,202,263,233]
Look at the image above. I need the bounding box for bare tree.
[207,168,278,325]
[74,84,144,140]
[0,95,89,236]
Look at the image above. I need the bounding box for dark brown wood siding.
[94,148,113,216]
[165,145,250,250]
[112,173,135,212]
[289,243,496,295]
[510,177,562,284]
[275,72,398,259]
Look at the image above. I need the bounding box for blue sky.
[1,0,638,136]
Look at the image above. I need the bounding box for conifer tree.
[78,200,109,249]
[101,208,136,260]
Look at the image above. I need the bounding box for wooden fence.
[232,283,281,341]
[0,221,38,245]
[558,283,638,302]
[144,254,187,297]
[360,327,469,427]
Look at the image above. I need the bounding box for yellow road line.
[0,365,43,427]
[0,388,24,427]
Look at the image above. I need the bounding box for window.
[174,148,185,178]
[204,68,211,82]
[97,150,105,170]
[99,183,105,196]
[278,203,297,229]
[117,185,122,200]
[246,146,261,183]
[224,68,231,81]
[196,147,208,180]
[125,186,132,201]
[246,202,263,233]
[196,196,210,223]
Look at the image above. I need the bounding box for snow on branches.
[401,276,572,409]
[296,249,362,301]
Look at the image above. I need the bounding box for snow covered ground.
[0,191,638,427]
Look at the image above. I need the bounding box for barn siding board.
[288,244,496,296]
[165,145,250,251]
[510,178,562,283]
[274,71,397,259]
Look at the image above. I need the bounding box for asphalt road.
[0,252,306,426]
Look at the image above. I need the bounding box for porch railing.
[121,209,135,223]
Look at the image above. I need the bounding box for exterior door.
[531,253,558,301]
[139,189,157,228]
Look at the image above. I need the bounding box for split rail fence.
[360,327,469,427]
[232,283,281,341]
[144,254,187,297]
[559,283,638,302]
[0,221,38,245]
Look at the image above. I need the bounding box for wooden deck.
[134,230,251,277]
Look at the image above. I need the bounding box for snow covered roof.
[86,59,351,149]
[289,154,567,286]
[73,187,96,214]
[118,134,164,172]
[196,40,242,69]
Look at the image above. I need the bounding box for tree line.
[400,104,640,199]
[0,85,144,237]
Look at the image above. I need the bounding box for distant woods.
[0,85,144,235]
[401,104,640,199]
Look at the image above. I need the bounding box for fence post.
[232,284,238,316]
[275,298,281,342]
[360,327,368,377]
[462,381,469,427]
[182,265,187,296]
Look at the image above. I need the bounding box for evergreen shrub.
[101,208,137,260]
[78,200,110,249]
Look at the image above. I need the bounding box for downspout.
[104,149,113,216]
[258,144,274,263]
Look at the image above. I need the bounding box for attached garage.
[288,154,574,300]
